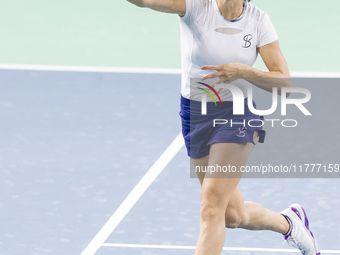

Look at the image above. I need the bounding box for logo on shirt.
[242,34,253,48]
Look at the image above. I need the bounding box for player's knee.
[200,187,226,223]
[225,208,246,229]
[200,203,221,223]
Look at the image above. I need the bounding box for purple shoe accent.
[301,207,310,229]
[300,206,317,240]
[291,207,302,220]
[292,205,320,254]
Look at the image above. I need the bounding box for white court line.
[81,133,184,255]
[102,243,340,254]
[1,63,340,77]
[290,72,340,78]
[0,63,182,74]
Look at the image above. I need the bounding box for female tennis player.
[126,0,320,254]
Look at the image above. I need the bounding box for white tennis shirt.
[179,0,278,101]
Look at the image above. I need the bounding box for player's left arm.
[201,40,292,94]
[257,40,290,77]
[245,40,292,93]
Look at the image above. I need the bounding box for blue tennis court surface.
[0,70,339,254]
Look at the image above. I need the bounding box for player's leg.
[225,186,290,233]
[193,159,290,234]
[193,141,256,255]
[192,134,319,255]
[193,131,289,234]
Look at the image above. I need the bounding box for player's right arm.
[126,0,186,16]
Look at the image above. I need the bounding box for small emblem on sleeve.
[242,34,253,48]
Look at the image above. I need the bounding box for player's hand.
[200,63,249,83]
[201,63,250,93]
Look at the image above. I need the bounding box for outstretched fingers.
[201,65,221,71]
[201,65,223,81]
[201,72,222,81]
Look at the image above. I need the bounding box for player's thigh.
[200,141,256,211]
[208,130,259,177]
[207,142,255,179]
[191,155,209,185]
[191,131,258,184]
[191,153,240,209]
[192,155,245,211]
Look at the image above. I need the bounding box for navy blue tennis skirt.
[179,96,266,159]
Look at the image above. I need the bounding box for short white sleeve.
[180,0,207,23]
[180,0,194,22]
[257,12,278,47]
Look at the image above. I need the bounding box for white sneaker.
[280,204,320,255]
